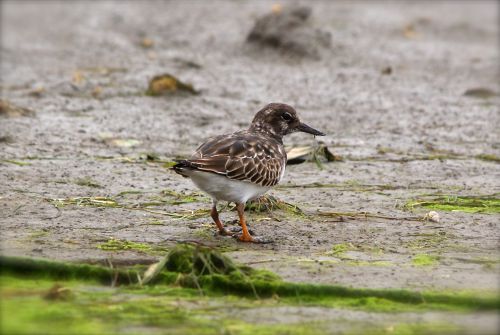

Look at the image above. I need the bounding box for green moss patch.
[412,254,439,267]
[97,238,167,254]
[1,244,498,313]
[0,280,462,335]
[405,232,450,250]
[74,177,102,188]
[328,243,353,256]
[476,154,500,163]
[1,244,498,334]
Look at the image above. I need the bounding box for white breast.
[188,170,270,204]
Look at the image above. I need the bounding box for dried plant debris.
[247,5,331,59]
[403,24,420,39]
[475,154,500,163]
[0,135,15,143]
[140,37,154,48]
[43,284,73,301]
[245,195,304,216]
[381,66,393,75]
[1,159,31,166]
[317,210,422,222]
[79,67,128,76]
[164,244,239,276]
[146,73,199,96]
[97,133,142,148]
[160,189,207,204]
[47,196,209,220]
[141,255,169,285]
[95,153,177,166]
[28,85,46,97]
[107,138,141,148]
[0,99,36,118]
[74,177,103,188]
[286,142,341,167]
[463,87,498,99]
[59,67,128,98]
[172,57,202,69]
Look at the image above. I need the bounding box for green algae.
[0,282,463,335]
[405,195,500,214]
[327,243,354,257]
[322,244,389,265]
[1,243,499,335]
[0,280,462,335]
[0,278,336,335]
[27,230,49,239]
[74,177,103,188]
[405,232,450,250]
[1,159,31,166]
[355,322,460,335]
[476,153,500,163]
[165,243,238,275]
[412,254,439,267]
[1,244,498,313]
[0,256,142,286]
[346,260,393,266]
[97,238,167,254]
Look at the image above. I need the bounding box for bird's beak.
[297,122,326,136]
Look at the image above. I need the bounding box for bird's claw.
[226,226,256,235]
[233,234,273,244]
[217,229,234,236]
[227,226,242,233]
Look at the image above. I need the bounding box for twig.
[42,206,62,220]
[317,211,423,222]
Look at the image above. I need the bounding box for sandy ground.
[1,0,499,322]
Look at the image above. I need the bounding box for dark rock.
[247,6,331,59]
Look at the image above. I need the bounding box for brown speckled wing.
[188,131,286,187]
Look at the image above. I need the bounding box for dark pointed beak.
[297,122,326,136]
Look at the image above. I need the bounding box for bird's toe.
[233,233,273,244]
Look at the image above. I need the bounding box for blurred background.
[1,1,499,334]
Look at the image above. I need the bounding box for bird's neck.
[248,123,284,144]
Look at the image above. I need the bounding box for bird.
[172,103,325,243]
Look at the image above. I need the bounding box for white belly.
[188,170,270,203]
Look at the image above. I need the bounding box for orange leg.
[236,203,255,242]
[210,202,231,236]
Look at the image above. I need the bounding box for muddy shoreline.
[1,1,499,333]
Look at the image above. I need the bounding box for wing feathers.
[186,131,285,187]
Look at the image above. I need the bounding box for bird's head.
[249,103,325,140]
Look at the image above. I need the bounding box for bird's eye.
[281,112,293,122]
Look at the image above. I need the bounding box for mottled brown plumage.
[173,103,325,243]
[187,131,286,187]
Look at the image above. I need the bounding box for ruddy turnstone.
[173,103,325,243]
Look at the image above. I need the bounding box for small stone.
[246,5,331,59]
[424,211,440,223]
